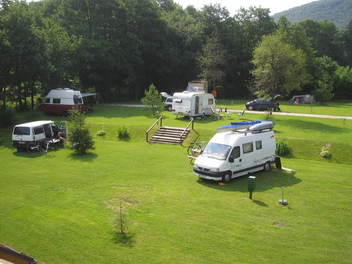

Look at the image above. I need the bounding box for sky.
[175,0,316,15]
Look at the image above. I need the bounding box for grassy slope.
[217,99,352,116]
[0,106,351,264]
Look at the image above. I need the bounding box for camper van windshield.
[14,127,30,135]
[202,143,231,160]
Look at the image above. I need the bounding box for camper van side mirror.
[229,157,234,163]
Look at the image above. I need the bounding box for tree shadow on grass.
[112,232,136,248]
[68,152,98,162]
[197,169,301,193]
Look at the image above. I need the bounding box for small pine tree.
[141,84,164,117]
[68,110,94,155]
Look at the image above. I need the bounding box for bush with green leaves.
[68,110,95,155]
[320,144,332,159]
[141,84,164,117]
[276,140,291,157]
[96,129,106,136]
[0,109,16,128]
[117,127,130,140]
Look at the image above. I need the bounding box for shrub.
[320,144,332,159]
[117,127,130,140]
[141,84,164,117]
[68,110,95,155]
[0,109,16,128]
[276,140,291,157]
[96,129,106,136]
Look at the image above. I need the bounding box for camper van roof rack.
[217,120,274,133]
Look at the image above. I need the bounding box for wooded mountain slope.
[273,0,352,29]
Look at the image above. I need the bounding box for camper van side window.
[45,98,50,103]
[229,146,241,159]
[242,142,253,154]
[174,99,182,103]
[255,140,262,150]
[33,127,44,135]
[208,99,214,105]
[53,98,61,104]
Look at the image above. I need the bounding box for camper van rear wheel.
[264,162,271,171]
[222,173,231,183]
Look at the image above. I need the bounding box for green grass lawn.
[0,106,351,264]
[217,99,352,116]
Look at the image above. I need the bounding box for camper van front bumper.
[193,168,224,181]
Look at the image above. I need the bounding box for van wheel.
[222,173,231,183]
[264,162,271,171]
[167,105,172,111]
[248,106,253,110]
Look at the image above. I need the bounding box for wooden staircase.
[149,126,190,144]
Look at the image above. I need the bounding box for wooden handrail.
[145,116,163,142]
[180,118,194,139]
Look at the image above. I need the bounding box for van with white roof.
[39,88,96,115]
[12,120,64,151]
[193,121,277,182]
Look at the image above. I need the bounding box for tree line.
[0,0,352,111]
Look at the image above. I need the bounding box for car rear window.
[14,127,30,135]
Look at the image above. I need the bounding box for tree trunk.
[30,82,34,110]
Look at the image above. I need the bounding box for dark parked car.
[245,98,280,111]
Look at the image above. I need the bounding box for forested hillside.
[273,0,352,29]
[0,0,352,111]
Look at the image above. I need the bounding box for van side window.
[229,146,240,159]
[208,99,214,105]
[242,142,253,154]
[33,127,44,135]
[174,99,182,103]
[53,98,61,104]
[45,98,50,103]
[255,140,262,150]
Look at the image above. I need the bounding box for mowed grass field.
[217,99,352,116]
[0,106,352,264]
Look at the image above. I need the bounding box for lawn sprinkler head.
[278,187,288,206]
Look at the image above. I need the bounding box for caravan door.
[195,96,200,115]
[228,146,243,177]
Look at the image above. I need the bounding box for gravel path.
[102,104,352,120]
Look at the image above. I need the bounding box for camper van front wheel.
[264,162,271,171]
[222,173,231,183]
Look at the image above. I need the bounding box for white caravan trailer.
[193,121,276,182]
[172,91,215,117]
[12,120,65,151]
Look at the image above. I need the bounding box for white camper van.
[39,88,96,115]
[193,121,276,182]
[172,91,215,117]
[12,120,64,151]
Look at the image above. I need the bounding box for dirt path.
[102,104,352,120]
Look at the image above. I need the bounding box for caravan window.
[45,98,50,103]
[174,99,182,103]
[242,142,253,154]
[53,98,61,104]
[14,127,30,135]
[255,140,262,150]
[73,95,83,104]
[33,127,44,135]
[208,98,214,105]
[229,146,241,160]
